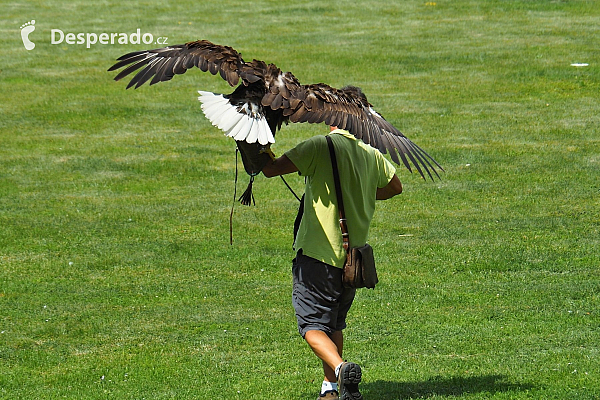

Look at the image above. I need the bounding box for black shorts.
[292,252,356,338]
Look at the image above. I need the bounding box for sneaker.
[318,390,339,400]
[337,362,362,400]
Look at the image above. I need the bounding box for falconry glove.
[236,140,275,177]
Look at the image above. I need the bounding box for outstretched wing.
[108,40,251,89]
[109,39,443,180]
[262,81,443,180]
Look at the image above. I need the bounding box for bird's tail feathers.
[198,91,274,145]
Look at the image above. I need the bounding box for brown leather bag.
[344,244,378,289]
[326,136,378,289]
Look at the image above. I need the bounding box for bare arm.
[376,174,403,200]
[262,154,299,178]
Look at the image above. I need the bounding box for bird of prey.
[109,39,443,203]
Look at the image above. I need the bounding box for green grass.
[1,0,599,399]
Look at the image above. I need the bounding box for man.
[263,126,403,400]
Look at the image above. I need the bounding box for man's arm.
[262,154,299,178]
[376,174,403,200]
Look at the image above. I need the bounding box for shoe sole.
[338,363,362,400]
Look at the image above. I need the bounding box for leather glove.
[236,140,275,176]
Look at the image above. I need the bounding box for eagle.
[108,39,443,204]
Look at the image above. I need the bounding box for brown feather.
[271,93,283,109]
[289,106,309,122]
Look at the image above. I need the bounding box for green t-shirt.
[285,130,396,268]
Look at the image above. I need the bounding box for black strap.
[230,147,240,245]
[280,175,302,202]
[293,193,305,242]
[325,135,349,253]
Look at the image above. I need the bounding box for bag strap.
[325,135,349,253]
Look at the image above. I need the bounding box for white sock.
[321,380,338,394]
[334,362,344,379]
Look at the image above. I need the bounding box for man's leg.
[304,330,344,382]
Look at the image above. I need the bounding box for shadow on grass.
[361,375,535,399]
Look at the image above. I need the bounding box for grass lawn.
[1,0,599,399]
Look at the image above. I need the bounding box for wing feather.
[112,55,154,82]
[151,57,177,84]
[126,58,160,89]
[279,83,443,180]
[379,131,401,165]
[109,40,246,89]
[108,52,151,72]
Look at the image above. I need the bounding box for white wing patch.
[198,91,274,145]
[368,106,383,119]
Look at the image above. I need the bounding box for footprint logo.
[20,20,36,50]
